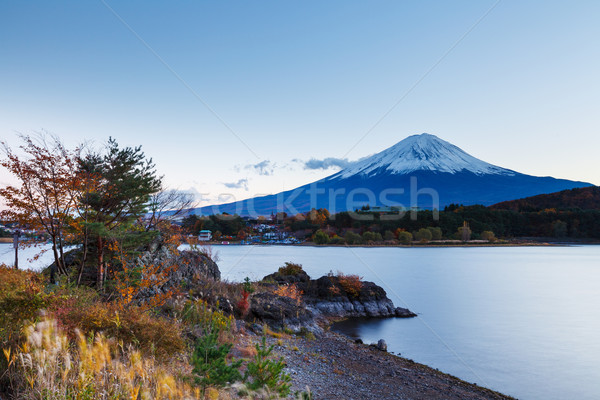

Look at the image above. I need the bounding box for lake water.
[211,244,600,400]
[3,243,599,399]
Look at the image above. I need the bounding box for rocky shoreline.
[242,264,513,399]
[248,328,515,400]
[103,242,514,399]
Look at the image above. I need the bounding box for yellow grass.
[9,317,201,400]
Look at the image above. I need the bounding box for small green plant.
[296,387,314,399]
[282,326,294,335]
[179,299,233,333]
[192,329,242,388]
[298,327,316,341]
[245,336,291,397]
[243,277,255,293]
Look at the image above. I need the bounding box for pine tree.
[191,330,242,387]
[78,138,162,288]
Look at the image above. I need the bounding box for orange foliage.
[306,208,330,226]
[273,283,304,305]
[109,241,178,313]
[336,272,363,298]
[328,285,341,297]
[0,264,49,348]
[0,134,88,275]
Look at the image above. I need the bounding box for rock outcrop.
[135,238,220,298]
[137,242,220,283]
[249,292,314,331]
[300,276,416,319]
[253,268,416,332]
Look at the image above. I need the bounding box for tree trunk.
[97,236,104,291]
[51,239,61,284]
[58,231,68,282]
[77,232,88,286]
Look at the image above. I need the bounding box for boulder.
[249,292,313,331]
[376,339,387,352]
[395,307,417,318]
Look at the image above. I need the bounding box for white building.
[198,230,212,241]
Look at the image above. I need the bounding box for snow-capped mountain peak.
[333,133,514,178]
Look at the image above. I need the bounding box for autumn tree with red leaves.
[0,134,83,281]
[1,135,163,290]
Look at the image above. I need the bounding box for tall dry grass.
[7,317,200,400]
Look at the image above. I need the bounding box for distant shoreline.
[199,239,600,248]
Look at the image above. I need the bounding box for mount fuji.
[196,133,593,216]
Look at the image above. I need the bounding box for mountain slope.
[490,186,600,212]
[195,133,593,216]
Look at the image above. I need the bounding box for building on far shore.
[198,230,212,241]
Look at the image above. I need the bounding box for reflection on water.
[331,318,390,340]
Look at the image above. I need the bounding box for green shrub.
[328,236,344,245]
[414,228,433,243]
[481,231,496,242]
[397,231,413,244]
[344,231,363,245]
[427,227,443,240]
[245,336,291,396]
[192,329,242,388]
[313,230,330,245]
[362,231,382,243]
[278,262,304,276]
[243,276,255,293]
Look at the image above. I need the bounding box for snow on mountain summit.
[333,133,515,178]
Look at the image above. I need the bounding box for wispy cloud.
[222,178,249,191]
[244,160,274,176]
[303,157,351,170]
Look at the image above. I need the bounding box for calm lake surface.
[3,243,599,399]
[213,245,600,400]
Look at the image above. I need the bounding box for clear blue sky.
[1,1,598,205]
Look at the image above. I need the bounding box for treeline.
[182,214,246,237]
[324,205,600,239]
[182,203,600,242]
[490,186,600,212]
[272,204,600,240]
